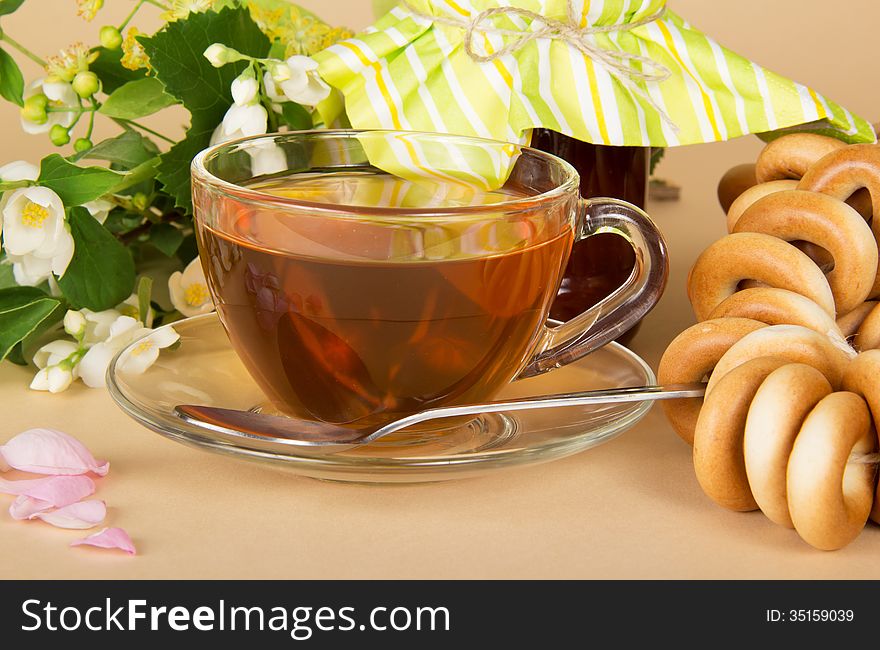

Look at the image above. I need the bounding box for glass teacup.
[191,130,667,428]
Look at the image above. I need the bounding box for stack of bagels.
[659,134,880,550]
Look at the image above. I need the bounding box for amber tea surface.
[197,172,573,425]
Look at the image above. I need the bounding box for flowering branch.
[110,116,175,144]
[118,0,148,31]
[0,0,353,394]
[0,29,45,66]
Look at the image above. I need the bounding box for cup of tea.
[191,130,667,428]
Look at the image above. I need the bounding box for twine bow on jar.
[402,0,678,130]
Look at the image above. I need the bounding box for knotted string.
[401,1,678,132]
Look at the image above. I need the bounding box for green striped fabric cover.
[314,0,874,186]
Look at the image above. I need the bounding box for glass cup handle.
[518,197,668,379]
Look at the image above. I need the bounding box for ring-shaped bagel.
[798,143,880,233]
[799,145,880,297]
[726,180,797,232]
[693,357,792,511]
[743,364,833,527]
[790,241,834,272]
[841,350,880,524]
[787,391,875,551]
[836,301,878,338]
[755,133,846,183]
[657,318,766,444]
[855,302,880,351]
[706,288,845,344]
[718,163,757,213]
[688,233,835,321]
[842,350,880,426]
[733,190,878,314]
[706,324,853,395]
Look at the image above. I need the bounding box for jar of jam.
[530,129,650,343]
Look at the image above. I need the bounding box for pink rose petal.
[30,499,106,529]
[9,495,54,520]
[0,474,95,503]
[71,527,136,555]
[0,429,109,476]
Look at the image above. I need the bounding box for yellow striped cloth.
[314,0,874,187]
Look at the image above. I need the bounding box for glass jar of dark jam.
[530,129,650,343]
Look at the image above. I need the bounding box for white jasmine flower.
[11,254,53,286]
[30,364,76,393]
[0,160,39,182]
[63,310,86,339]
[80,308,123,346]
[204,43,232,68]
[30,339,81,394]
[7,234,74,286]
[33,339,80,370]
[47,275,62,297]
[78,315,178,387]
[210,72,268,146]
[168,257,214,317]
[30,305,175,393]
[210,103,267,144]
[1,186,74,284]
[77,316,147,387]
[83,198,114,224]
[0,163,39,250]
[20,78,79,135]
[263,56,330,107]
[0,162,41,269]
[116,292,153,327]
[231,75,259,105]
[2,186,65,256]
[115,326,179,375]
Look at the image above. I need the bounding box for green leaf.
[99,77,178,120]
[89,46,145,94]
[104,211,144,235]
[136,275,152,324]
[0,46,24,106]
[72,130,160,170]
[280,102,312,131]
[148,222,184,256]
[6,343,26,365]
[649,147,665,175]
[0,286,63,362]
[15,297,66,364]
[56,207,136,310]
[38,154,124,205]
[0,257,15,289]
[141,6,270,213]
[177,233,199,265]
[150,135,207,213]
[0,285,44,310]
[0,0,26,16]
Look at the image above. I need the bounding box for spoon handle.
[366,383,706,440]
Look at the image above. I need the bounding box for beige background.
[1,1,879,578]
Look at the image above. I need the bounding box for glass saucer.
[107,313,655,483]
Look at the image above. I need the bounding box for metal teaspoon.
[174,382,706,453]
